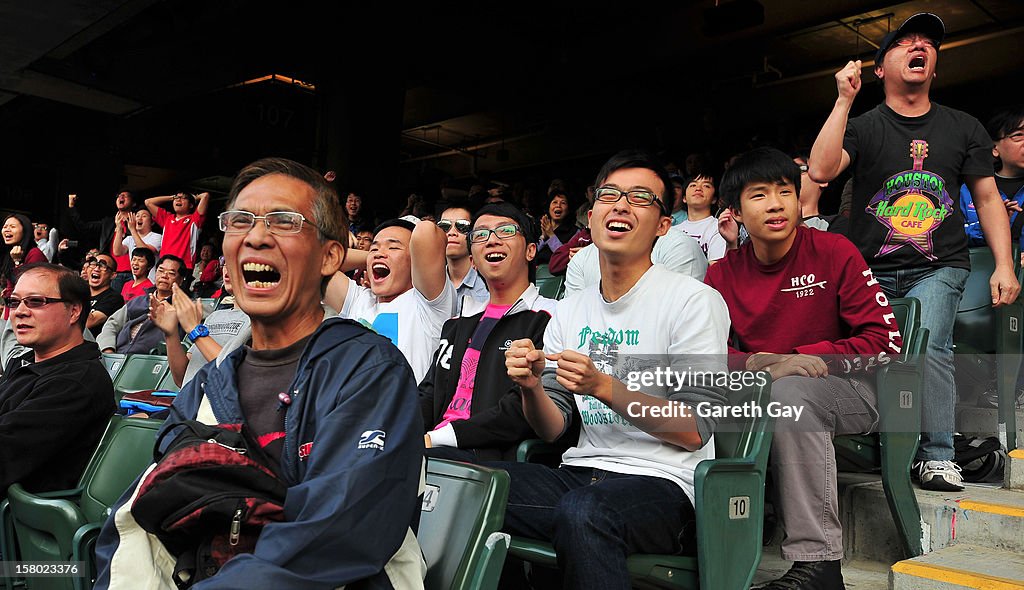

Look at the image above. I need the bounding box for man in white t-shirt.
[563,224,708,296]
[500,150,731,588]
[677,173,727,261]
[325,217,454,382]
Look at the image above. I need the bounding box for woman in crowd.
[1,214,47,318]
[536,190,575,265]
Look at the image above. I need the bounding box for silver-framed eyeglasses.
[219,210,311,235]
[469,223,522,243]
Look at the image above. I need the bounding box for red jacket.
[549,227,592,275]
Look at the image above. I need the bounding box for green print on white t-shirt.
[576,325,640,348]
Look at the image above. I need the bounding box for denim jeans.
[490,461,695,590]
[872,265,969,461]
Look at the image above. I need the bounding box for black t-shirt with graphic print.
[844,102,994,272]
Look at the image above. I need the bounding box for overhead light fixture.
[231,74,316,92]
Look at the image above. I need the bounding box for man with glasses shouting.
[810,12,1020,491]
[86,253,124,337]
[96,158,425,588]
[0,263,113,493]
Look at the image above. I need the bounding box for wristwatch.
[186,324,210,344]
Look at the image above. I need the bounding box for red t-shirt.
[121,278,153,302]
[111,220,130,272]
[198,259,220,282]
[704,226,903,374]
[154,208,205,269]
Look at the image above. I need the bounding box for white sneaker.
[914,460,964,491]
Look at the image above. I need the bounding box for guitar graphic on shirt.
[867,139,952,261]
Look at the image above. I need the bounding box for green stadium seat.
[834,297,929,558]
[154,368,179,393]
[509,377,773,589]
[111,354,169,400]
[5,415,162,590]
[534,264,565,300]
[952,246,1022,451]
[100,353,126,380]
[420,459,510,590]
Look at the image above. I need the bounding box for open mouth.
[606,220,633,234]
[484,251,508,263]
[909,56,926,71]
[765,217,788,229]
[371,262,391,280]
[90,271,101,281]
[242,262,281,288]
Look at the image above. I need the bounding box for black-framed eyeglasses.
[437,218,471,234]
[469,223,522,244]
[3,296,66,309]
[219,210,311,235]
[93,260,113,271]
[594,186,667,213]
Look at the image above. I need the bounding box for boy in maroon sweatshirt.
[707,147,903,590]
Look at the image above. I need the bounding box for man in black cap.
[809,8,1018,510]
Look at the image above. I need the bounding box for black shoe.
[754,560,845,590]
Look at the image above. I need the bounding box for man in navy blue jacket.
[95,158,425,589]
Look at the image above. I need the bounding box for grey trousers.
[770,374,878,561]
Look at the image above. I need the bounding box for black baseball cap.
[874,13,945,65]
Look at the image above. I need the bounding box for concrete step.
[1008,450,1024,491]
[890,544,1024,589]
[955,406,1024,448]
[753,550,889,589]
[839,474,1024,564]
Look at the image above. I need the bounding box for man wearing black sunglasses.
[438,205,489,315]
[0,263,113,494]
[86,253,124,337]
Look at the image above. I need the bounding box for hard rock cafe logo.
[866,140,954,261]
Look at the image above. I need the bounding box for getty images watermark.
[623,367,805,421]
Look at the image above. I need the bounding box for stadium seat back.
[420,459,510,590]
[111,354,169,399]
[101,353,126,379]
